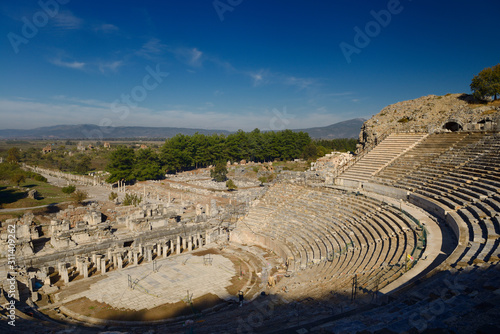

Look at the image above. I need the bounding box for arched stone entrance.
[443,121,462,132]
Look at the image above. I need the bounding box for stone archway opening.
[443,121,462,132]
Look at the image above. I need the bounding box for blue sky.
[1,0,499,131]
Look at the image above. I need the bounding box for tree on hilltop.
[470,64,500,101]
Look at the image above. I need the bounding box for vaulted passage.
[443,121,462,132]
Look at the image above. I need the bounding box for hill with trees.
[105,129,358,182]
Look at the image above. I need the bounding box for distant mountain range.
[0,118,365,140]
[292,118,366,139]
[0,124,230,140]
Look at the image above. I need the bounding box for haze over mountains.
[0,118,365,140]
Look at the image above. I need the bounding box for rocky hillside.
[358,93,500,151]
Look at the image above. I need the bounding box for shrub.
[71,190,88,204]
[33,174,47,182]
[398,117,410,123]
[226,179,237,191]
[24,171,48,182]
[122,193,142,206]
[109,192,118,201]
[62,185,76,194]
[11,173,25,186]
[258,176,267,185]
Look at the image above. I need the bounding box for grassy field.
[0,179,71,210]
[272,160,310,172]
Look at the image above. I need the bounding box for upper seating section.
[339,133,428,183]
[369,131,500,265]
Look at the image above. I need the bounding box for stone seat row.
[240,183,418,292]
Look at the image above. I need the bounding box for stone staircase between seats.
[338,133,428,183]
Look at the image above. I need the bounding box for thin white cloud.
[136,38,167,59]
[249,70,267,86]
[282,76,315,90]
[167,45,318,90]
[52,11,83,30]
[189,48,203,67]
[0,98,107,129]
[244,70,316,90]
[50,58,86,69]
[51,96,111,108]
[0,97,347,132]
[171,47,204,67]
[95,23,119,33]
[98,61,124,73]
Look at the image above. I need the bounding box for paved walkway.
[65,253,236,311]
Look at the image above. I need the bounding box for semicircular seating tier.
[338,131,500,268]
[235,183,424,297]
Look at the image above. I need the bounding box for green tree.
[226,179,237,191]
[471,64,500,101]
[75,155,91,174]
[301,142,318,160]
[160,134,193,173]
[11,173,25,186]
[7,147,20,164]
[210,162,228,182]
[106,147,135,183]
[134,148,161,181]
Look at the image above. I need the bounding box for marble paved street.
[69,253,236,311]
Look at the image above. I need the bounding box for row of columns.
[56,231,212,284]
[31,166,99,186]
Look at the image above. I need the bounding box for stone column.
[76,257,82,274]
[134,251,139,265]
[75,256,81,272]
[205,230,211,245]
[117,255,123,269]
[101,258,107,273]
[59,263,69,284]
[154,243,159,257]
[177,236,181,254]
[96,255,103,272]
[163,243,169,258]
[146,246,153,262]
[82,260,89,278]
[188,236,193,252]
[182,237,187,252]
